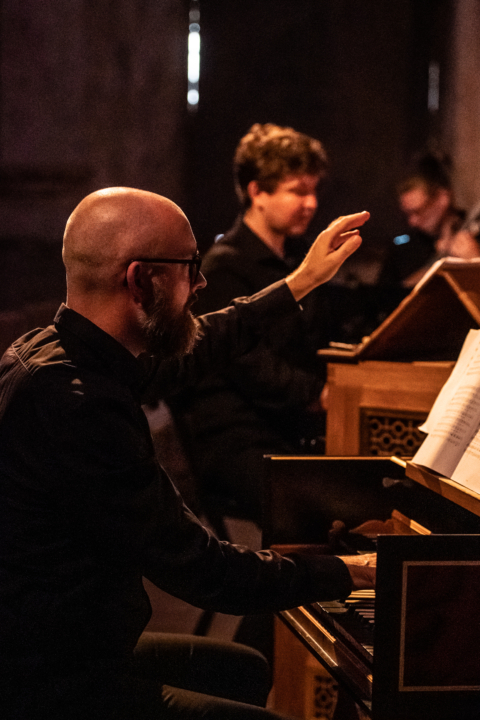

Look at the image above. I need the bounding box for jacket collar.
[225,217,306,271]
[54,304,144,395]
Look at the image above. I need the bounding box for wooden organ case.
[263,456,480,720]
[264,261,480,718]
[320,259,480,456]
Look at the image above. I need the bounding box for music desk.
[265,456,480,720]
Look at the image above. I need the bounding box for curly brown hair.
[234,123,328,209]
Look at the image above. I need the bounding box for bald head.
[63,187,194,298]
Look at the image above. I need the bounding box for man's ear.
[125,262,154,307]
[247,180,261,202]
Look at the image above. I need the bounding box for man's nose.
[194,271,207,291]
[304,193,318,211]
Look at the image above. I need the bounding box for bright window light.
[188,29,200,83]
[188,89,199,106]
[187,3,200,111]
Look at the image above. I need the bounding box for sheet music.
[452,428,480,493]
[413,329,480,482]
[419,329,480,434]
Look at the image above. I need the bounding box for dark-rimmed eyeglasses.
[134,252,202,285]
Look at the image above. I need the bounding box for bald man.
[0,187,371,720]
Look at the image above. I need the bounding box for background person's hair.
[397,151,453,198]
[234,123,328,209]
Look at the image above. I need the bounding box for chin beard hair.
[141,289,202,360]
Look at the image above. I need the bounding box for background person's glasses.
[135,252,202,285]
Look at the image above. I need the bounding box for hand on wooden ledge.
[340,552,377,590]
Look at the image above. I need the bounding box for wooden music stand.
[320,259,480,456]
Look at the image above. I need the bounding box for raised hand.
[286,211,370,301]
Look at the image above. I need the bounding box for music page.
[451,427,480,493]
[419,329,480,434]
[413,329,480,479]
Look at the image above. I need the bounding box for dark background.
[0,0,464,352]
[187,0,449,249]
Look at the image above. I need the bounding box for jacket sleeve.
[189,253,325,412]
[138,461,353,615]
[29,371,351,618]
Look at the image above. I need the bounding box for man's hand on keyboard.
[340,553,377,590]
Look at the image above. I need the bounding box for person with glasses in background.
[379,153,465,292]
[0,186,373,720]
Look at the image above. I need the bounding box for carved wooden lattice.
[305,662,338,720]
[359,408,427,457]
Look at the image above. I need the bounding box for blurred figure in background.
[379,153,464,294]
[167,123,332,525]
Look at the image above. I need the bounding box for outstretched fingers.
[334,229,361,247]
[322,211,370,267]
[328,212,370,247]
[285,210,370,300]
[330,230,362,258]
[329,210,371,234]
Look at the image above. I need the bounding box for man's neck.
[66,294,146,357]
[243,210,286,258]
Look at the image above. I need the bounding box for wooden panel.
[326,361,453,455]
[273,616,338,720]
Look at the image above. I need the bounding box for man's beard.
[141,287,202,360]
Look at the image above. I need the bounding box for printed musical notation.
[413,329,480,492]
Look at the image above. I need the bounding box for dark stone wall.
[444,0,480,208]
[0,0,188,352]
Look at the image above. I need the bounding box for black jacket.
[0,283,351,716]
